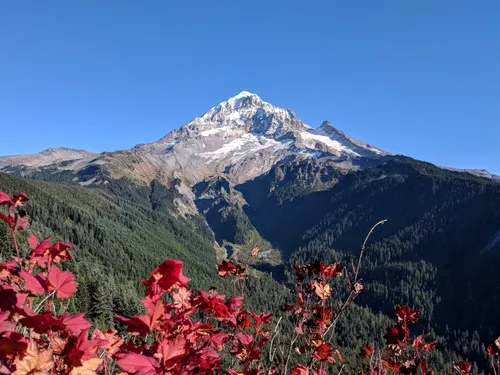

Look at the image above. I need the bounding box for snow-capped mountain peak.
[198,90,296,130]
[226,91,261,107]
[0,91,390,188]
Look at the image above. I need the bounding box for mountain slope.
[0,173,222,323]
[235,157,500,337]
[0,92,389,205]
[193,176,281,267]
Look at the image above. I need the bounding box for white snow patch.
[301,131,359,156]
[78,177,97,186]
[200,126,232,136]
[298,149,323,159]
[198,134,290,162]
[199,137,249,158]
[363,144,385,155]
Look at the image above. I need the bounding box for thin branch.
[354,219,387,282]
[11,229,20,259]
[269,316,283,362]
[34,290,56,313]
[283,332,300,375]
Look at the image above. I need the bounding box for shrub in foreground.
[0,189,498,375]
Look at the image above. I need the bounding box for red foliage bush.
[0,189,496,375]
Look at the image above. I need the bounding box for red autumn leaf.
[19,270,47,295]
[0,191,11,205]
[248,311,272,327]
[92,329,123,356]
[395,305,420,324]
[382,357,402,372]
[142,259,189,294]
[49,242,74,263]
[0,212,13,228]
[209,332,230,351]
[116,298,165,335]
[290,365,308,375]
[352,281,364,294]
[28,234,38,250]
[400,360,418,374]
[235,333,254,346]
[216,261,234,278]
[14,211,30,231]
[11,193,29,207]
[216,261,245,279]
[59,313,92,335]
[0,331,28,356]
[0,312,15,333]
[194,348,221,371]
[0,191,29,207]
[115,353,160,375]
[334,349,343,362]
[225,296,244,312]
[144,298,165,330]
[359,344,374,359]
[322,263,344,278]
[313,342,334,362]
[47,266,78,299]
[27,237,52,266]
[251,247,259,257]
[196,289,230,319]
[29,236,51,254]
[113,315,150,336]
[421,339,439,352]
[20,311,65,334]
[64,329,108,367]
[487,337,500,356]
[453,361,472,375]
[312,305,333,326]
[295,323,304,335]
[159,336,186,367]
[314,281,331,300]
[236,311,252,329]
[384,325,407,345]
[192,323,216,339]
[0,260,18,281]
[172,287,191,309]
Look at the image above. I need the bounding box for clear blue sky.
[1,1,498,173]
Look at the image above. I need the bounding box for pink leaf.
[47,266,78,299]
[20,270,46,295]
[59,313,92,335]
[115,353,159,375]
[0,191,11,205]
[235,333,254,346]
[0,312,15,333]
[28,235,38,250]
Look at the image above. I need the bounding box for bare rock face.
[0,148,97,169]
[123,91,388,185]
[0,91,390,211]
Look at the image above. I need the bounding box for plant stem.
[11,228,20,259]
[354,219,387,283]
[34,290,56,313]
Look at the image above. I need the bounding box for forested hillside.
[0,173,286,327]
[2,155,500,373]
[235,157,500,369]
